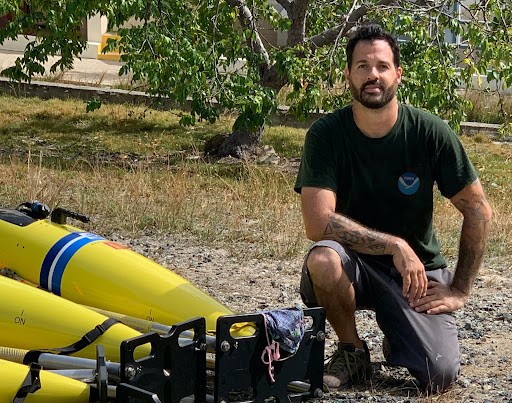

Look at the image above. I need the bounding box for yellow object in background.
[98,33,122,61]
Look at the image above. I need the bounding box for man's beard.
[349,80,397,109]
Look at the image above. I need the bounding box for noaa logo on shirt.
[398,172,420,195]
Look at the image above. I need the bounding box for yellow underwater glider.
[0,202,249,335]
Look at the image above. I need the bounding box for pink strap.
[261,340,280,383]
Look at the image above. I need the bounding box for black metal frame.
[214,307,325,403]
[118,317,207,402]
[14,306,325,402]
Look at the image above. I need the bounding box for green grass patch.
[0,95,307,164]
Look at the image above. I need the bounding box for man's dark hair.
[346,24,400,69]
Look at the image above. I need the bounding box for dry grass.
[0,155,305,259]
[464,90,512,125]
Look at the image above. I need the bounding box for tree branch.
[287,0,310,46]
[224,0,270,68]
[306,0,398,49]
[273,0,293,16]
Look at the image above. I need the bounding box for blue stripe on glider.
[41,232,81,289]
[41,232,104,294]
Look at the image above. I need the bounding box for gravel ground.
[120,233,512,403]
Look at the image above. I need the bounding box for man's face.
[345,39,402,109]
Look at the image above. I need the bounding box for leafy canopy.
[1,0,511,131]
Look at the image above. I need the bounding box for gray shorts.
[300,240,460,391]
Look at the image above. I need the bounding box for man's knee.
[411,352,460,393]
[306,246,343,278]
[300,244,350,307]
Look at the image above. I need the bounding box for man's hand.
[409,280,468,314]
[391,239,428,303]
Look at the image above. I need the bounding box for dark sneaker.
[323,341,372,390]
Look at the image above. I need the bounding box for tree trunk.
[217,124,265,159]
[213,63,284,159]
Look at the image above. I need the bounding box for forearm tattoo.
[323,213,391,255]
[451,195,491,295]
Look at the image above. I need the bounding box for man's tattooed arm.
[323,213,397,255]
[450,185,492,296]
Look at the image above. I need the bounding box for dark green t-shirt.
[294,104,478,270]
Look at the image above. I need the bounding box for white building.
[0,12,117,60]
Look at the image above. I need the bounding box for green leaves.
[86,99,102,113]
